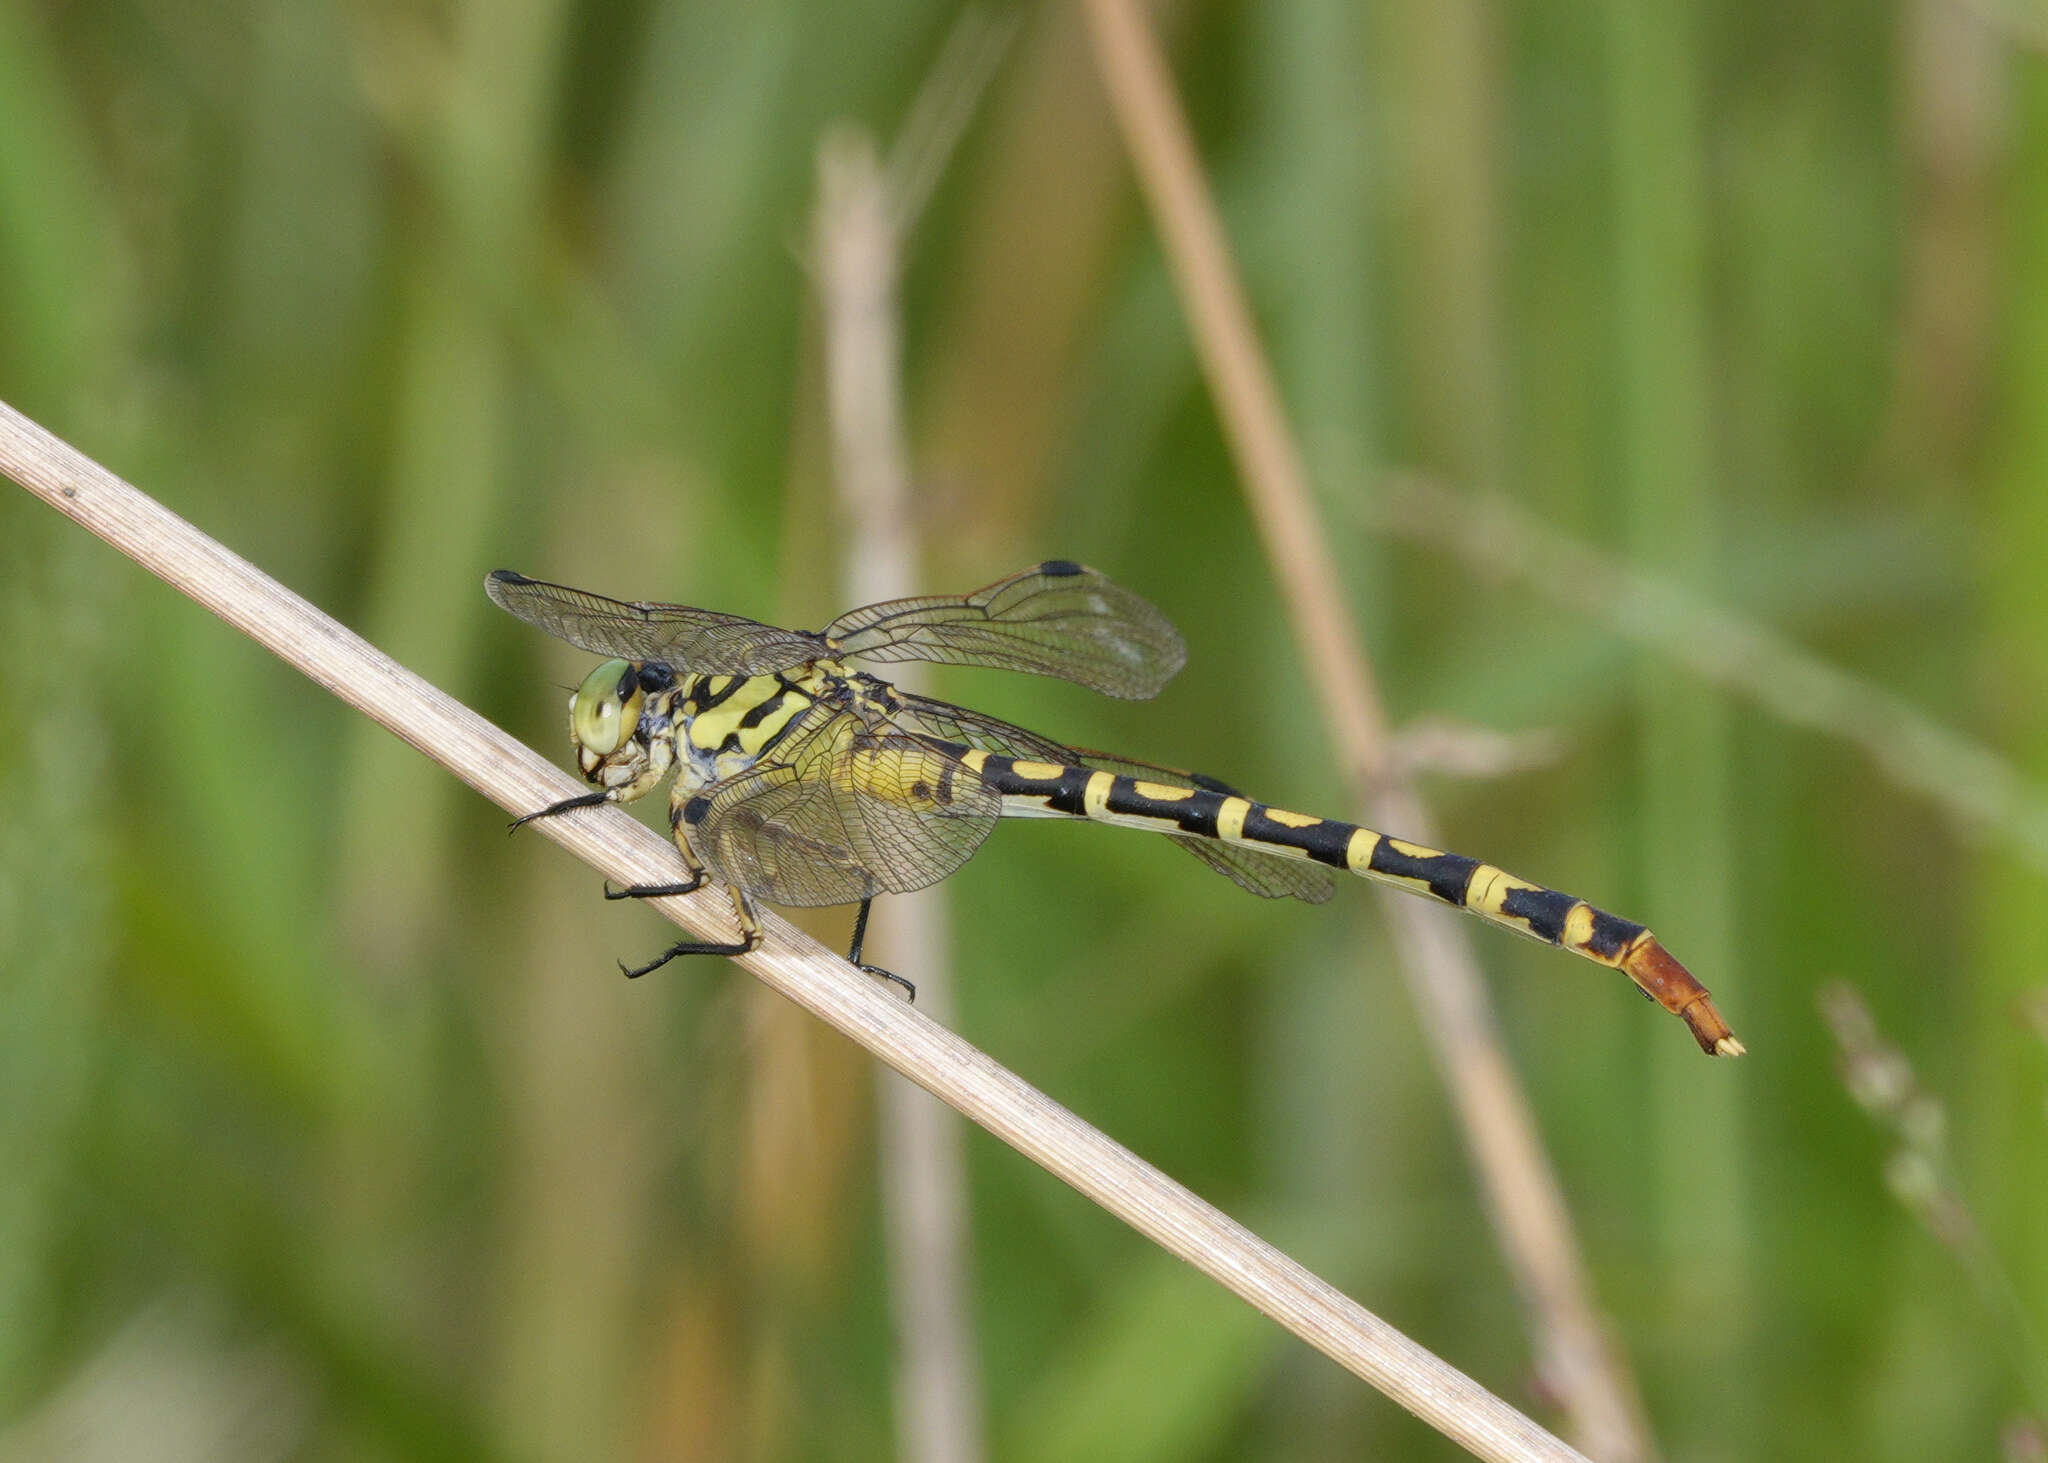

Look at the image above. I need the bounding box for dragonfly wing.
[887,691,1078,763]
[486,571,827,673]
[824,561,1186,700]
[1148,823,1336,902]
[892,693,1334,905]
[691,715,1001,909]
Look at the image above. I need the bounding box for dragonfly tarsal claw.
[857,963,917,1002]
[617,934,756,979]
[603,875,704,901]
[508,789,609,833]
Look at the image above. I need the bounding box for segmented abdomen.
[957,746,1741,1056]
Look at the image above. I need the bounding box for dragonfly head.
[568,658,675,802]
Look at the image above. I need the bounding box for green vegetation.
[2,1,2041,1457]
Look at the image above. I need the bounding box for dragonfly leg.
[604,873,705,900]
[846,897,916,1002]
[606,818,712,906]
[619,886,759,978]
[508,789,610,832]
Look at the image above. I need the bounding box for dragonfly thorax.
[671,666,833,792]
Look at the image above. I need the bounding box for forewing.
[892,693,1334,904]
[824,561,1186,699]
[486,571,826,673]
[691,714,1001,908]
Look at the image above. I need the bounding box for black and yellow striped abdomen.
[956,746,1742,1057]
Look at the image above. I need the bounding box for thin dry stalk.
[1946,0,2048,57]
[884,4,1020,233]
[1371,472,2048,880]
[1078,2,1658,1457]
[3,401,1599,1462]
[1818,983,2048,1418]
[818,129,989,1463]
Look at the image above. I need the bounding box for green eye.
[571,659,643,755]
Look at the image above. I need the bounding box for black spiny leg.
[510,793,756,978]
[847,897,916,1002]
[618,885,760,979]
[618,933,755,978]
[604,874,705,900]
[508,789,609,832]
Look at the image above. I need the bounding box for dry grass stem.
[1384,717,1571,785]
[818,129,989,1463]
[1372,472,2048,880]
[1818,983,2048,1416]
[1079,2,1658,1456]
[883,4,1019,233]
[3,402,1599,1461]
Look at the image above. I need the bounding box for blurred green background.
[4,0,2046,1458]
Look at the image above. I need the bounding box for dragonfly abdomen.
[960,747,1741,1056]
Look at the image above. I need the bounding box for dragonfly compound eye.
[571,657,644,756]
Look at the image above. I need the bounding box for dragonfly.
[487,561,1741,1056]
